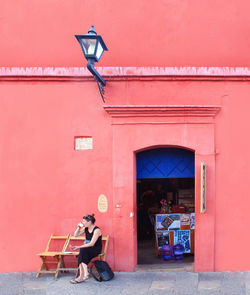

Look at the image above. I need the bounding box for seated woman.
[70,214,102,284]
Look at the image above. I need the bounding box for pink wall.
[1,0,250,273]
[1,73,250,272]
[215,83,250,271]
[1,1,250,67]
[0,81,114,272]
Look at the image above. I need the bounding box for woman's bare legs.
[75,263,89,281]
[70,263,89,283]
[81,263,89,278]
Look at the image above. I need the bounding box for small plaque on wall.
[200,161,206,213]
[98,194,108,213]
[75,137,93,150]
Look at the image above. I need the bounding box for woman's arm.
[72,228,102,250]
[74,225,85,237]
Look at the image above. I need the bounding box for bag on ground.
[90,260,114,282]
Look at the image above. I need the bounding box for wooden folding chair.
[36,234,70,278]
[57,234,110,276]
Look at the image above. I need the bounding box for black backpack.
[90,260,114,282]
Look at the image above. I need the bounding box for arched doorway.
[136,147,195,271]
[104,104,219,272]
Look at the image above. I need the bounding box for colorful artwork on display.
[155,214,181,231]
[155,214,168,231]
[156,231,170,250]
[174,230,191,253]
[180,214,191,226]
[190,213,195,229]
[167,214,181,230]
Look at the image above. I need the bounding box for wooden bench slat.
[37,252,61,256]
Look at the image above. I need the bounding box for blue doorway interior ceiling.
[136,148,194,179]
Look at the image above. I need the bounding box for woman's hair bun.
[91,213,95,217]
[83,214,96,224]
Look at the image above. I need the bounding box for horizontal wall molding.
[1,67,250,81]
[104,105,221,118]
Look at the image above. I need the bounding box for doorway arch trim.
[105,105,220,272]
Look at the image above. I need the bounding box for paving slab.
[197,281,222,295]
[199,271,224,281]
[244,272,250,281]
[221,272,246,295]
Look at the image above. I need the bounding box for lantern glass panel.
[82,39,97,55]
[96,41,104,60]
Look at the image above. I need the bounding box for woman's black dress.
[77,226,102,265]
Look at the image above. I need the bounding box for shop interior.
[137,177,195,271]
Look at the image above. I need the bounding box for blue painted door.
[136,148,194,179]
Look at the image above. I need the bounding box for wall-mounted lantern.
[75,26,108,102]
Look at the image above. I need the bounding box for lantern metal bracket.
[94,77,105,103]
[87,60,106,102]
[75,26,108,103]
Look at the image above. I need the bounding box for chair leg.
[36,271,41,278]
[61,256,67,273]
[36,257,46,278]
[55,256,61,279]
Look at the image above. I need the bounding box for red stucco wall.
[1,73,250,272]
[1,0,250,273]
[1,1,250,67]
[0,81,114,272]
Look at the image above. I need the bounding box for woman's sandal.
[70,279,84,284]
[82,275,90,281]
[70,275,89,284]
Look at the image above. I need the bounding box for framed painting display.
[190,213,195,229]
[180,214,191,230]
[166,214,181,230]
[155,214,181,231]
[174,230,191,253]
[155,213,195,255]
[156,231,170,250]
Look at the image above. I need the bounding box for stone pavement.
[1,271,250,295]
